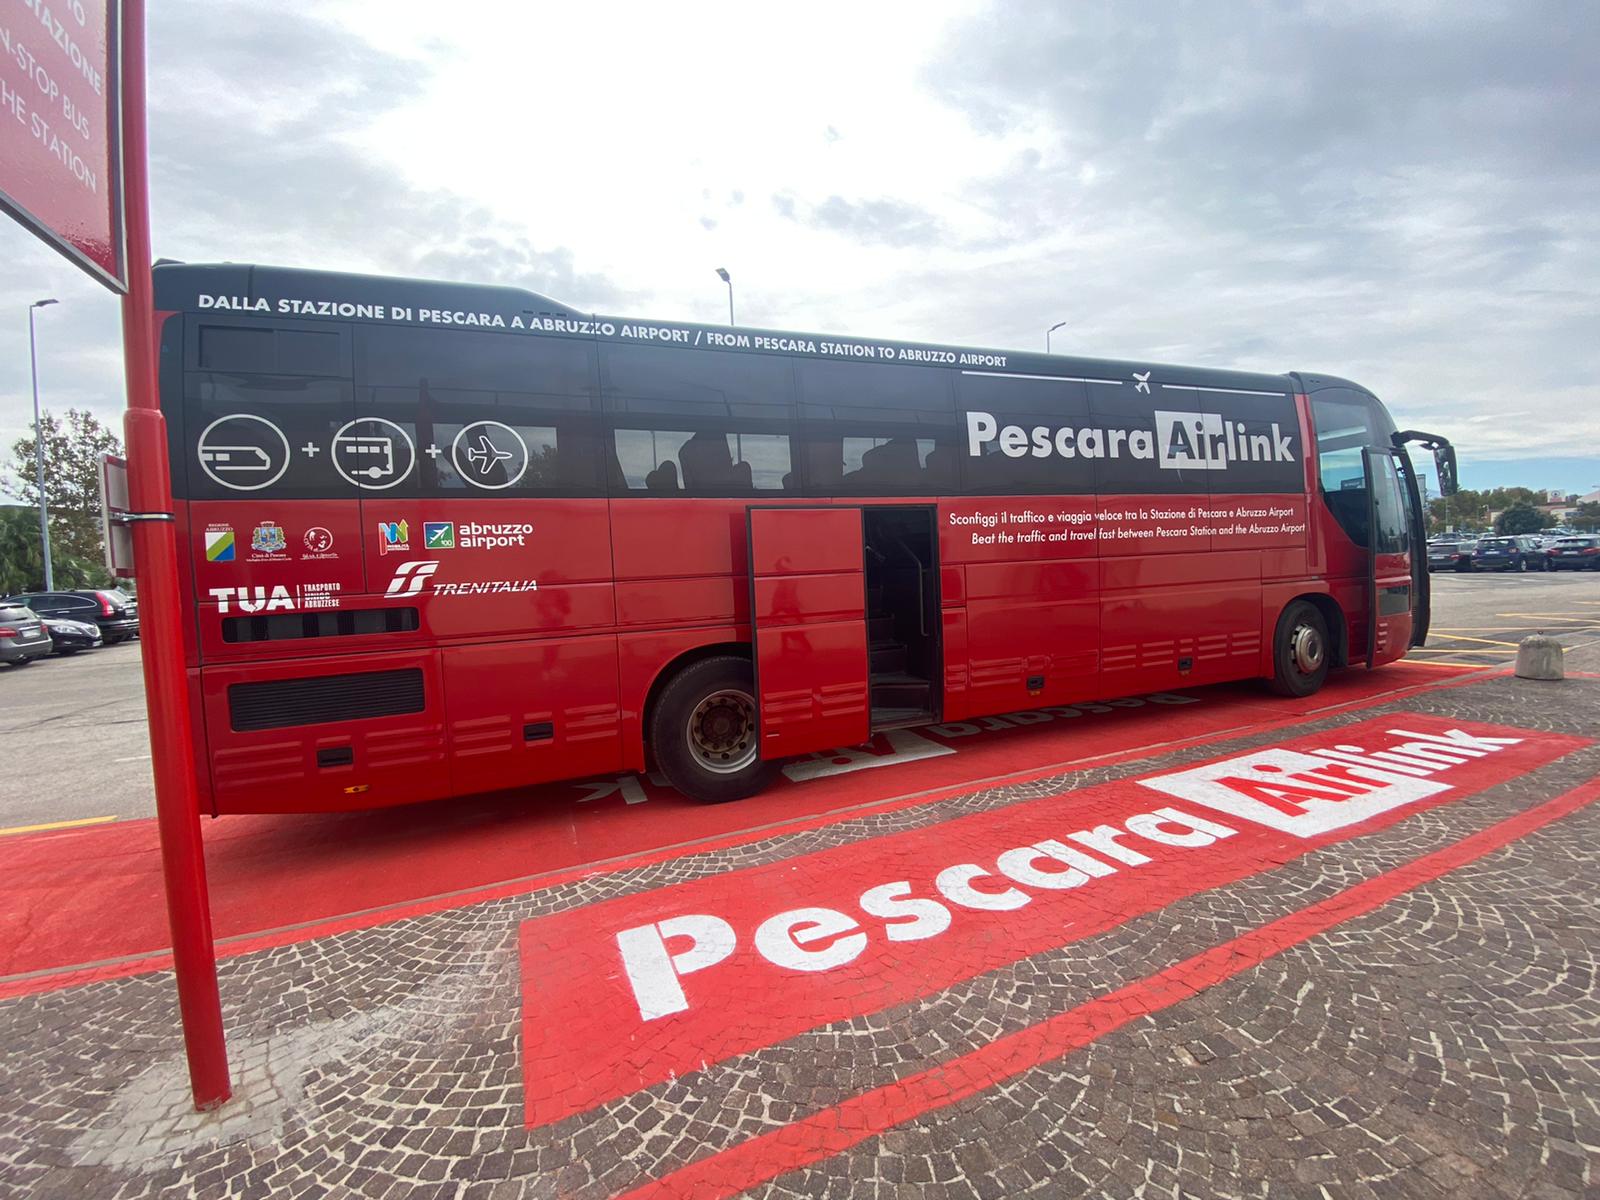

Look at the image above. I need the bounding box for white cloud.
[2,0,1596,492]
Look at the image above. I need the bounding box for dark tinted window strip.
[228,668,425,732]
[221,607,420,644]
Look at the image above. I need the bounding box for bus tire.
[650,655,776,803]
[1266,600,1330,698]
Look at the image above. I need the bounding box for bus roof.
[154,261,1339,400]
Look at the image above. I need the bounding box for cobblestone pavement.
[2,671,1597,1200]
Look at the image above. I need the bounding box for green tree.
[1494,502,1544,535]
[1571,502,1600,532]
[0,506,111,594]
[3,409,123,567]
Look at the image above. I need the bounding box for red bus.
[152,262,1457,812]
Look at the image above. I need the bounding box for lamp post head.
[32,299,58,310]
[1048,321,1066,334]
[715,268,730,283]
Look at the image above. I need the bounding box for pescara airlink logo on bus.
[963,411,1296,470]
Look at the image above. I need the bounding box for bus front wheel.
[1267,600,1330,698]
[650,656,777,803]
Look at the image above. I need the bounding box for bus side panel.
[359,498,614,641]
[1099,554,1243,694]
[940,497,1099,720]
[201,648,450,814]
[441,635,623,795]
[963,559,1099,714]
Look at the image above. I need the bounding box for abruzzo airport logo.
[518,714,1587,1129]
[423,521,455,550]
[964,410,1295,469]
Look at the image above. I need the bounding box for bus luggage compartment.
[199,648,449,814]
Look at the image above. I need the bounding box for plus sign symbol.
[301,442,321,457]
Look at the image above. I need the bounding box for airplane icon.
[463,433,512,475]
[1132,370,1152,394]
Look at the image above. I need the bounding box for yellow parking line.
[1428,634,1523,647]
[1401,657,1486,669]
[1493,614,1596,623]
[0,815,118,839]
[1408,648,1513,655]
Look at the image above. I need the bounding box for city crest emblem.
[250,521,288,555]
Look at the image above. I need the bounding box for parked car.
[40,616,103,655]
[0,604,53,667]
[1473,535,1547,572]
[1546,535,1600,570]
[1427,539,1477,572]
[2,590,139,642]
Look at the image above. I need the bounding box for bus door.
[1391,429,1460,650]
[747,507,870,758]
[1362,448,1415,667]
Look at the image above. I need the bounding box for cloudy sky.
[3,0,1597,494]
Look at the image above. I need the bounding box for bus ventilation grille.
[228,668,425,732]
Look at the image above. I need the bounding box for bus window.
[198,324,345,377]
[356,327,603,496]
[1311,389,1397,547]
[1371,453,1410,555]
[796,360,957,495]
[602,344,796,495]
[612,429,793,493]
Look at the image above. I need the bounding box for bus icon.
[331,418,415,489]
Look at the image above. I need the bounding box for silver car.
[0,604,53,666]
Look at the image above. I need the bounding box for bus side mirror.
[1393,429,1459,497]
[1433,443,1459,496]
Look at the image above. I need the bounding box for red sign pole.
[118,0,231,1110]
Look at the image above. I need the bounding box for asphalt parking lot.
[1415,570,1600,669]
[1,573,1597,1199]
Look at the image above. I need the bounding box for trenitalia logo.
[965,410,1296,470]
[386,560,438,598]
[384,560,539,598]
[519,714,1587,1129]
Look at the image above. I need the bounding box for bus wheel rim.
[1290,623,1324,675]
[687,688,758,775]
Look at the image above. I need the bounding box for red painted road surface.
[0,663,1466,989]
[520,713,1585,1128]
[616,772,1600,1200]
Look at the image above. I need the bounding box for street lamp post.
[1046,320,1066,353]
[715,267,734,325]
[28,299,58,591]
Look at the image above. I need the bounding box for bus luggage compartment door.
[747,506,870,759]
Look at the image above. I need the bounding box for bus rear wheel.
[650,656,776,803]
[1267,600,1330,698]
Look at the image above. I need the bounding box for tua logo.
[1138,726,1522,838]
[208,585,296,615]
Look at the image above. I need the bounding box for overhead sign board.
[0,1,126,291]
